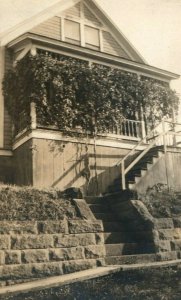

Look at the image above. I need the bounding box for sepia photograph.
[0,0,181,299]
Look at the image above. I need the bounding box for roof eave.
[7,33,180,82]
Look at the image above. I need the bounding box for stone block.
[0,262,63,280]
[0,221,37,235]
[154,218,174,229]
[31,262,63,277]
[72,199,95,220]
[154,240,171,253]
[0,264,33,280]
[5,251,21,264]
[22,249,49,263]
[0,251,5,265]
[84,245,106,259]
[63,259,97,274]
[157,251,178,261]
[50,247,84,261]
[54,233,96,248]
[38,220,68,234]
[0,236,10,250]
[11,235,54,250]
[68,220,103,234]
[158,229,181,240]
[170,240,181,251]
[173,217,181,228]
[95,233,104,245]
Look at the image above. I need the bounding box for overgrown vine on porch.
[3,52,179,135]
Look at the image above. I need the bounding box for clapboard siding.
[4,49,13,149]
[63,2,81,18]
[30,137,131,195]
[14,140,33,186]
[102,31,129,59]
[84,4,101,27]
[30,17,61,40]
[4,108,12,149]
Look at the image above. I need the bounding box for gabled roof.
[0,0,146,64]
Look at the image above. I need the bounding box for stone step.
[105,251,180,265]
[102,222,127,232]
[89,204,110,213]
[105,243,155,256]
[85,196,106,204]
[105,253,158,265]
[104,232,136,244]
[104,190,137,203]
[94,213,118,222]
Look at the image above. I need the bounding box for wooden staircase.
[108,146,164,193]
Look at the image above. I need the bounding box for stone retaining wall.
[0,219,105,286]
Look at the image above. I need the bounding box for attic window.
[64,19,80,45]
[85,26,100,50]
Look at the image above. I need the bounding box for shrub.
[0,185,79,221]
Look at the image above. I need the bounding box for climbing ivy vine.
[3,52,179,135]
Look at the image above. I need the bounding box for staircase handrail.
[116,121,163,167]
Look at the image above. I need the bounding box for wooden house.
[0,0,180,195]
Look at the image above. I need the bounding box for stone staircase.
[85,195,157,265]
[85,193,181,265]
[108,146,164,193]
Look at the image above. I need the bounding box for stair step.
[104,190,137,202]
[85,196,105,204]
[89,204,110,213]
[94,213,117,221]
[102,222,127,232]
[105,251,180,265]
[105,243,155,256]
[104,232,136,244]
[105,253,158,265]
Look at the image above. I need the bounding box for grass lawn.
[1,266,181,300]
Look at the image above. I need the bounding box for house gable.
[29,1,131,60]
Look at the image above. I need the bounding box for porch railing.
[107,119,144,139]
[28,102,144,139]
[15,102,145,140]
[116,120,181,190]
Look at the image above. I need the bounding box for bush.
[140,184,181,218]
[0,185,79,221]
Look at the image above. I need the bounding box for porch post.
[140,105,146,138]
[30,102,37,130]
[0,47,5,148]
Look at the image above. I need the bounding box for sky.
[0,0,181,101]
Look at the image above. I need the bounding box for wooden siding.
[83,4,101,27]
[102,31,129,59]
[30,17,61,40]
[29,3,131,59]
[0,155,13,184]
[29,138,130,195]
[4,49,13,149]
[63,2,81,18]
[13,140,33,186]
[134,149,181,194]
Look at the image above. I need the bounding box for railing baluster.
[121,161,126,190]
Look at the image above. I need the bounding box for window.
[64,19,80,45]
[85,26,100,50]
